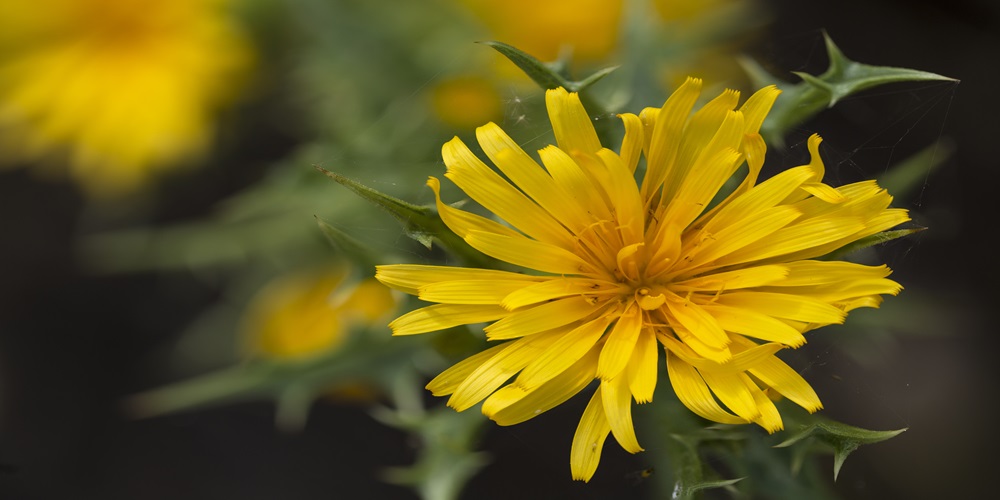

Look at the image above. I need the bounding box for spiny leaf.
[823,227,925,261]
[316,167,497,268]
[775,420,907,480]
[668,434,744,500]
[315,216,380,272]
[877,138,955,199]
[740,31,956,144]
[480,41,619,145]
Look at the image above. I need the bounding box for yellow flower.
[245,267,397,361]
[0,0,252,197]
[460,0,624,65]
[430,75,504,129]
[376,78,908,481]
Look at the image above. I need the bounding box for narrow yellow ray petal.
[449,329,561,411]
[485,346,599,426]
[427,176,522,240]
[642,77,702,200]
[419,280,535,305]
[801,181,848,203]
[660,333,783,374]
[389,304,509,336]
[476,122,589,233]
[717,217,867,266]
[626,329,658,404]
[699,304,807,347]
[596,148,644,244]
[546,87,601,157]
[538,145,612,222]
[716,292,846,324]
[674,265,789,291]
[426,343,510,396]
[731,336,823,412]
[502,278,619,311]
[376,264,541,295]
[700,370,760,422]
[701,166,814,233]
[601,376,643,453]
[518,316,612,389]
[617,112,644,173]
[485,296,600,340]
[750,385,783,433]
[673,325,732,363]
[664,295,729,349]
[777,261,892,286]
[673,89,741,184]
[597,304,643,380]
[570,387,612,482]
[684,206,801,267]
[739,85,781,136]
[665,350,745,424]
[662,147,742,229]
[443,136,573,247]
[465,230,591,276]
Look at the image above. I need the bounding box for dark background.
[1,0,997,498]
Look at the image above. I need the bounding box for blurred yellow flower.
[0,0,253,197]
[460,0,624,74]
[377,80,907,481]
[431,75,504,129]
[245,267,397,361]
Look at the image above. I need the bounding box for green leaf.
[316,167,497,268]
[666,433,743,500]
[741,31,956,144]
[823,227,926,261]
[479,41,620,146]
[315,215,380,272]
[877,138,955,200]
[775,420,907,480]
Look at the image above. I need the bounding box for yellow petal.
[699,303,807,347]
[389,303,509,336]
[443,136,573,247]
[699,370,760,422]
[376,264,540,295]
[570,387,612,482]
[626,329,658,404]
[502,278,619,310]
[596,304,643,380]
[750,384,783,433]
[674,265,789,291]
[731,336,823,413]
[665,350,745,424]
[518,316,612,389]
[545,87,601,156]
[664,295,729,350]
[465,229,592,276]
[738,85,781,136]
[448,329,562,411]
[642,77,702,201]
[673,89,741,188]
[538,145,613,222]
[596,148,645,244]
[427,176,522,240]
[717,217,867,266]
[617,112,644,173]
[715,291,846,325]
[485,345,599,426]
[419,279,534,305]
[476,122,589,233]
[426,343,510,396]
[484,296,600,340]
[601,375,643,453]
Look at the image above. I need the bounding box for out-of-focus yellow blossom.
[459,0,624,75]
[652,0,766,89]
[431,75,504,129]
[0,0,253,197]
[244,267,397,361]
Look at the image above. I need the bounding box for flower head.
[246,267,397,361]
[377,78,908,481]
[0,0,252,197]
